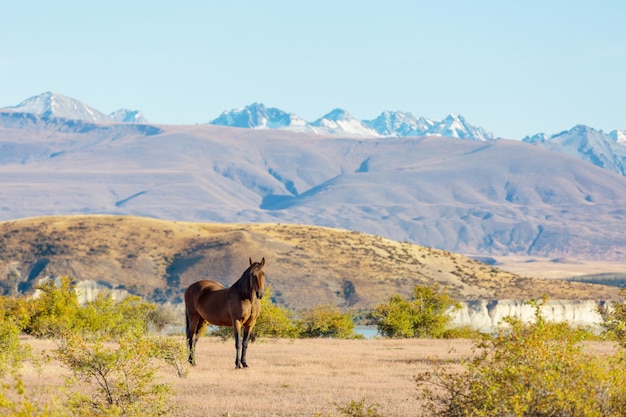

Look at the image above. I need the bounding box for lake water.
[354,325,378,339]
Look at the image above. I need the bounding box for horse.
[184,257,266,368]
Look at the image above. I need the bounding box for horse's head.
[248,257,266,300]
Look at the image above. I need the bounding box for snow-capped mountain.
[8,91,111,122]
[363,110,430,137]
[523,125,626,176]
[210,103,307,130]
[363,112,497,141]
[209,104,498,140]
[434,114,496,141]
[308,108,379,137]
[3,92,147,124]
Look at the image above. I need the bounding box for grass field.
[16,336,619,417]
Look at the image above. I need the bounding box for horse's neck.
[234,271,254,300]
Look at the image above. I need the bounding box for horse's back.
[184,280,225,309]
[185,280,233,326]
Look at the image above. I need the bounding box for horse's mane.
[233,262,261,300]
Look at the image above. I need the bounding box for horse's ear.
[260,257,265,267]
[249,257,253,266]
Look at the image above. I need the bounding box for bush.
[416,299,626,416]
[3,276,158,340]
[0,317,31,377]
[56,331,173,416]
[77,293,156,339]
[599,291,626,348]
[297,305,361,339]
[368,285,459,338]
[148,336,189,378]
[255,286,301,338]
[26,276,81,338]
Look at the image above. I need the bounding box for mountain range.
[2,92,626,261]
[209,103,499,140]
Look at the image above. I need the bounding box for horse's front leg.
[240,325,252,368]
[233,321,243,368]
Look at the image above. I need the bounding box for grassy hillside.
[0,215,620,310]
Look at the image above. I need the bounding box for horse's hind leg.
[186,312,203,366]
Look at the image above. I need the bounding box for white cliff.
[451,299,610,333]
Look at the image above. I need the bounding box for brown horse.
[184,257,266,368]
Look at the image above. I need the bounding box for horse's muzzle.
[256,289,265,300]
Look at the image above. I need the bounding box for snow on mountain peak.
[309,108,380,137]
[608,130,626,144]
[207,104,498,140]
[363,110,420,136]
[210,103,306,129]
[9,91,111,122]
[4,92,148,124]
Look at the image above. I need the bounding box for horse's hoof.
[241,362,249,368]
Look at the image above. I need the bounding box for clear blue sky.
[2,1,625,139]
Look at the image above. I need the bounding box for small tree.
[599,290,626,348]
[56,331,173,416]
[0,317,31,377]
[255,286,300,338]
[297,305,360,339]
[368,285,459,338]
[27,276,81,338]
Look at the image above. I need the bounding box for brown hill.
[0,215,620,310]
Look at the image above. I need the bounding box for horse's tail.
[184,307,191,343]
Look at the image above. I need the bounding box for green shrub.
[368,285,459,338]
[148,336,189,378]
[599,291,626,348]
[0,317,31,377]
[26,276,81,338]
[416,299,626,416]
[297,305,360,339]
[55,331,173,416]
[3,276,158,340]
[77,293,156,339]
[255,286,300,338]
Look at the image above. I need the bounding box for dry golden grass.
[19,336,474,417]
[1,215,620,311]
[16,336,621,417]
